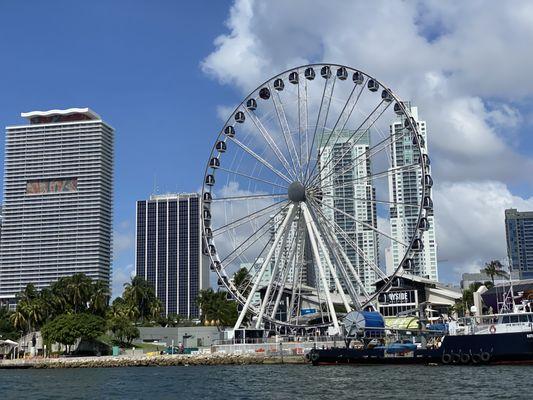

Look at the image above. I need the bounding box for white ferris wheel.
[201,63,431,334]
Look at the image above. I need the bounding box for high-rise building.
[388,104,438,281]
[505,208,533,279]
[135,193,208,318]
[0,108,113,303]
[318,129,379,294]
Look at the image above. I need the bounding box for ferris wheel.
[201,63,431,333]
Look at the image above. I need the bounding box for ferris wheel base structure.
[201,63,432,334]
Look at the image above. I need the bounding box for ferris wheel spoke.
[307,83,365,185]
[269,82,302,181]
[226,136,293,184]
[234,204,296,329]
[212,193,287,202]
[243,108,298,181]
[219,204,290,268]
[270,214,301,319]
[301,202,340,332]
[306,207,351,312]
[319,193,419,209]
[269,223,300,320]
[288,218,305,322]
[212,199,287,236]
[319,199,408,248]
[315,127,406,188]
[308,99,391,187]
[298,76,309,182]
[313,215,364,308]
[311,201,385,283]
[233,231,277,301]
[255,209,296,328]
[304,74,336,182]
[317,163,420,193]
[217,167,289,190]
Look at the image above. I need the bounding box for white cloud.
[434,181,533,282]
[202,0,533,284]
[112,263,135,298]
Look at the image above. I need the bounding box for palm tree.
[66,273,93,312]
[196,289,238,330]
[22,299,44,332]
[232,268,252,297]
[90,280,110,316]
[9,308,27,332]
[123,276,156,323]
[18,283,38,303]
[483,260,509,284]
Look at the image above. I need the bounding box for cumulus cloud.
[112,263,135,298]
[202,0,533,284]
[434,181,533,282]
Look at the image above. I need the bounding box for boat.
[308,291,533,365]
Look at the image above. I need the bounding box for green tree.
[453,281,494,316]
[483,260,509,284]
[0,306,18,341]
[107,316,139,346]
[90,280,110,317]
[41,313,105,353]
[197,289,238,330]
[232,267,252,298]
[123,276,160,324]
[65,273,93,313]
[9,308,28,333]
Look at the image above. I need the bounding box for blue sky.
[0,1,240,296]
[2,1,533,294]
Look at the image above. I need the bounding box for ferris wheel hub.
[288,181,306,203]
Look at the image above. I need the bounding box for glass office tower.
[136,193,208,318]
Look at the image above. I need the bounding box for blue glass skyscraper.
[136,193,208,318]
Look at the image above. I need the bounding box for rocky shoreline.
[0,354,307,369]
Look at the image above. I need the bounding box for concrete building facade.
[388,104,438,281]
[0,108,113,302]
[505,208,533,279]
[318,129,379,294]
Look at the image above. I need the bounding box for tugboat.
[308,290,533,365]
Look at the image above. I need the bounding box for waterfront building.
[318,129,379,294]
[0,108,113,303]
[505,208,533,279]
[387,104,438,281]
[375,274,461,321]
[135,193,208,318]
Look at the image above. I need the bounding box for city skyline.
[1,1,533,296]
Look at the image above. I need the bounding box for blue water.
[1,364,531,399]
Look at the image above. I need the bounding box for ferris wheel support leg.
[313,219,361,310]
[307,210,352,313]
[288,224,304,322]
[269,234,298,320]
[255,211,295,328]
[301,203,340,334]
[233,204,295,331]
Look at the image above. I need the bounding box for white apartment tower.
[388,104,438,281]
[318,129,379,294]
[0,108,113,303]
